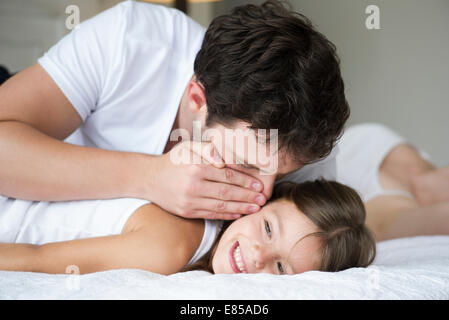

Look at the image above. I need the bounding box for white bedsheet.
[1,235,448,299]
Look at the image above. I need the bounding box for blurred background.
[0,0,448,166]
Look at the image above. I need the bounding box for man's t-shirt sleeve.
[37,3,127,122]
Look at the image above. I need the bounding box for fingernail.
[249,205,259,213]
[252,182,262,191]
[255,195,265,206]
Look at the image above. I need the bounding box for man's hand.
[148,140,267,220]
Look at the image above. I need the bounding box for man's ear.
[187,77,207,115]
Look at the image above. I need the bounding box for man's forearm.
[0,121,156,201]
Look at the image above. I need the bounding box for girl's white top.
[0,194,222,266]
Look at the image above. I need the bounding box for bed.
[1,235,448,299]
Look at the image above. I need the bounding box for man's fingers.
[194,198,261,216]
[202,164,264,193]
[198,180,266,207]
[192,211,242,221]
[190,140,225,168]
[183,141,265,195]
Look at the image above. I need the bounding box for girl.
[0,179,376,275]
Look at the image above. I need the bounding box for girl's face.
[212,199,322,275]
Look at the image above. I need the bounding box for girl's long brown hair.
[181,179,376,273]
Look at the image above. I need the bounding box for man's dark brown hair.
[194,0,350,164]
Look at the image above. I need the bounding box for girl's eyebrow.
[271,210,283,237]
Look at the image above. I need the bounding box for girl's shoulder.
[123,203,205,255]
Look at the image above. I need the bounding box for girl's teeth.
[233,245,246,273]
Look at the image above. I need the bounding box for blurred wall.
[0,0,215,72]
[0,0,123,72]
[219,0,449,166]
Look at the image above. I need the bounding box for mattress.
[1,235,448,299]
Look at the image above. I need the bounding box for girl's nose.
[252,243,271,271]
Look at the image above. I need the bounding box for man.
[0,0,349,220]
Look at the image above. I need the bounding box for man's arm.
[0,63,264,219]
[0,63,150,202]
[0,203,203,275]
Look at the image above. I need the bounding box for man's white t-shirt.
[39,0,205,154]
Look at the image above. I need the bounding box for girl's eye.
[277,262,285,274]
[264,220,272,238]
[264,219,283,274]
